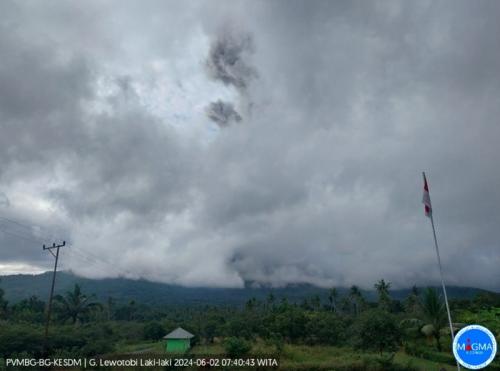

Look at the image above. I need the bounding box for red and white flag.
[422,173,432,217]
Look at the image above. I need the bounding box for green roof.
[163,327,194,339]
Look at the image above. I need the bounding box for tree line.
[0,278,499,369]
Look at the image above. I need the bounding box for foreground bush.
[224,337,251,358]
[353,309,401,354]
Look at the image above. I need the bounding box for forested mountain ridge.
[0,271,495,305]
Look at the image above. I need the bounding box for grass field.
[115,340,164,354]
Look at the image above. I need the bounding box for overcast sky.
[1,0,499,291]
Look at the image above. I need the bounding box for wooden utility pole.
[42,241,66,356]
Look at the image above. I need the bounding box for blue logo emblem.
[453,324,497,369]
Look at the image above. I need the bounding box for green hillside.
[0,271,494,305]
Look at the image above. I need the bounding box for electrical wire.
[0,214,137,279]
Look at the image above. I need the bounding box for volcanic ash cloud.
[205,27,257,127]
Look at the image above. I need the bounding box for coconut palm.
[404,285,420,314]
[419,288,448,351]
[54,284,101,324]
[328,287,339,312]
[401,287,449,351]
[349,285,364,315]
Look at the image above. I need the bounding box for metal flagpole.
[423,172,460,371]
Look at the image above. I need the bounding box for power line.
[0,225,46,245]
[0,215,37,230]
[61,245,135,278]
[74,246,129,273]
[64,248,117,274]
[0,215,55,244]
[0,213,137,281]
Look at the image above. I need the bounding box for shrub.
[81,339,114,357]
[353,309,401,354]
[143,321,165,341]
[265,333,284,354]
[224,337,251,358]
[0,324,44,357]
[305,313,347,345]
[272,307,307,342]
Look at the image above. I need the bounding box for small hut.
[163,327,194,353]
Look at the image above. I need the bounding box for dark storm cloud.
[195,0,500,290]
[0,1,199,275]
[0,0,499,290]
[51,77,198,221]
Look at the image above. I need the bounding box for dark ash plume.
[205,28,257,128]
[206,31,257,90]
[206,100,242,128]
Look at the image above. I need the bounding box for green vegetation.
[224,337,252,358]
[0,277,499,370]
[0,271,492,305]
[53,284,101,324]
[401,288,449,351]
[142,321,166,341]
[353,310,401,354]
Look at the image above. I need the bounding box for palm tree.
[374,279,391,310]
[349,285,364,315]
[401,287,448,351]
[54,284,100,324]
[419,288,448,351]
[328,287,339,312]
[404,285,419,314]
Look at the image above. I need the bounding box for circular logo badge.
[453,324,497,369]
